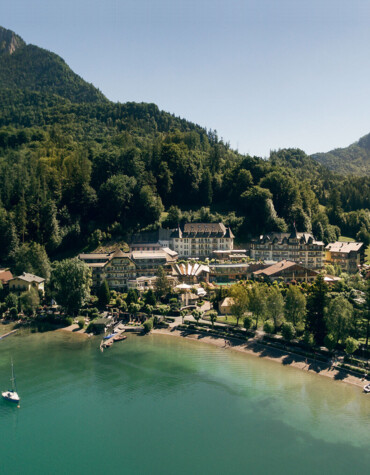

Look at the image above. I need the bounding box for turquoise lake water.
[1,329,369,475]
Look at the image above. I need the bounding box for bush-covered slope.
[312,133,370,176]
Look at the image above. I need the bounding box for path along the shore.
[152,327,369,390]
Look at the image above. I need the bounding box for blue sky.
[2,0,370,157]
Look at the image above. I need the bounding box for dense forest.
[0,26,370,268]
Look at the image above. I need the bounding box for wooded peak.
[0,26,25,55]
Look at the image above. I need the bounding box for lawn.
[338,235,355,242]
[365,245,370,265]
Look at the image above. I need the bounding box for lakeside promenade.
[151,326,368,390]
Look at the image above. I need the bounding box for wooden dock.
[0,329,18,340]
[100,324,127,351]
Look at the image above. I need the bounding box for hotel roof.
[326,242,364,253]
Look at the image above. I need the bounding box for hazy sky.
[2,0,370,157]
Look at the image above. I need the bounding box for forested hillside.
[0,26,369,268]
[312,132,370,176]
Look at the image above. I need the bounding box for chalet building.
[218,297,235,315]
[0,268,13,286]
[78,248,178,291]
[8,273,45,295]
[132,248,177,278]
[325,241,364,273]
[171,223,234,258]
[250,231,324,270]
[252,260,318,283]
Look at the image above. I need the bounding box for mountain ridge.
[0,25,107,104]
[311,132,370,176]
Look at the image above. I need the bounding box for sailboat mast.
[10,358,17,392]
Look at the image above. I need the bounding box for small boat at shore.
[103,332,117,340]
[113,335,127,342]
[364,383,370,394]
[2,359,20,403]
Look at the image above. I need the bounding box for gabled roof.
[219,297,235,307]
[11,272,45,283]
[110,249,131,259]
[171,222,234,239]
[0,269,13,283]
[253,260,317,277]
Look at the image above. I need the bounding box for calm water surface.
[0,329,369,475]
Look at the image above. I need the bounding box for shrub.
[281,322,296,341]
[302,331,315,347]
[9,307,18,320]
[143,319,153,333]
[77,318,85,329]
[243,315,253,331]
[263,320,275,334]
[324,334,336,352]
[65,317,73,326]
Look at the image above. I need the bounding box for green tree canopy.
[50,258,92,315]
[325,295,353,344]
[12,241,51,279]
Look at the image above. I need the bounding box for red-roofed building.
[0,268,13,285]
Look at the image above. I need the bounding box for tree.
[12,242,51,279]
[345,337,359,364]
[266,287,284,331]
[247,284,266,329]
[19,288,40,316]
[145,288,157,306]
[128,302,141,320]
[325,295,353,344]
[285,285,306,328]
[306,275,328,345]
[143,318,153,333]
[126,288,138,305]
[209,310,218,329]
[230,283,249,326]
[9,307,18,320]
[263,320,275,334]
[281,322,296,341]
[98,174,136,224]
[324,334,336,352]
[5,293,18,310]
[162,205,182,228]
[243,315,253,331]
[136,185,164,228]
[192,309,202,325]
[180,309,187,324]
[50,258,92,315]
[98,280,110,308]
[365,281,370,350]
[154,266,171,300]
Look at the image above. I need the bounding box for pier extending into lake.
[0,329,17,340]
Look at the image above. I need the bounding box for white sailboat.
[2,359,20,403]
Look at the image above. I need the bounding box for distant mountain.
[0,25,106,104]
[312,133,370,176]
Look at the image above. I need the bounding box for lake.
[1,329,369,474]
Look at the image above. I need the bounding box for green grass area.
[338,236,355,242]
[365,245,370,265]
[215,315,238,325]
